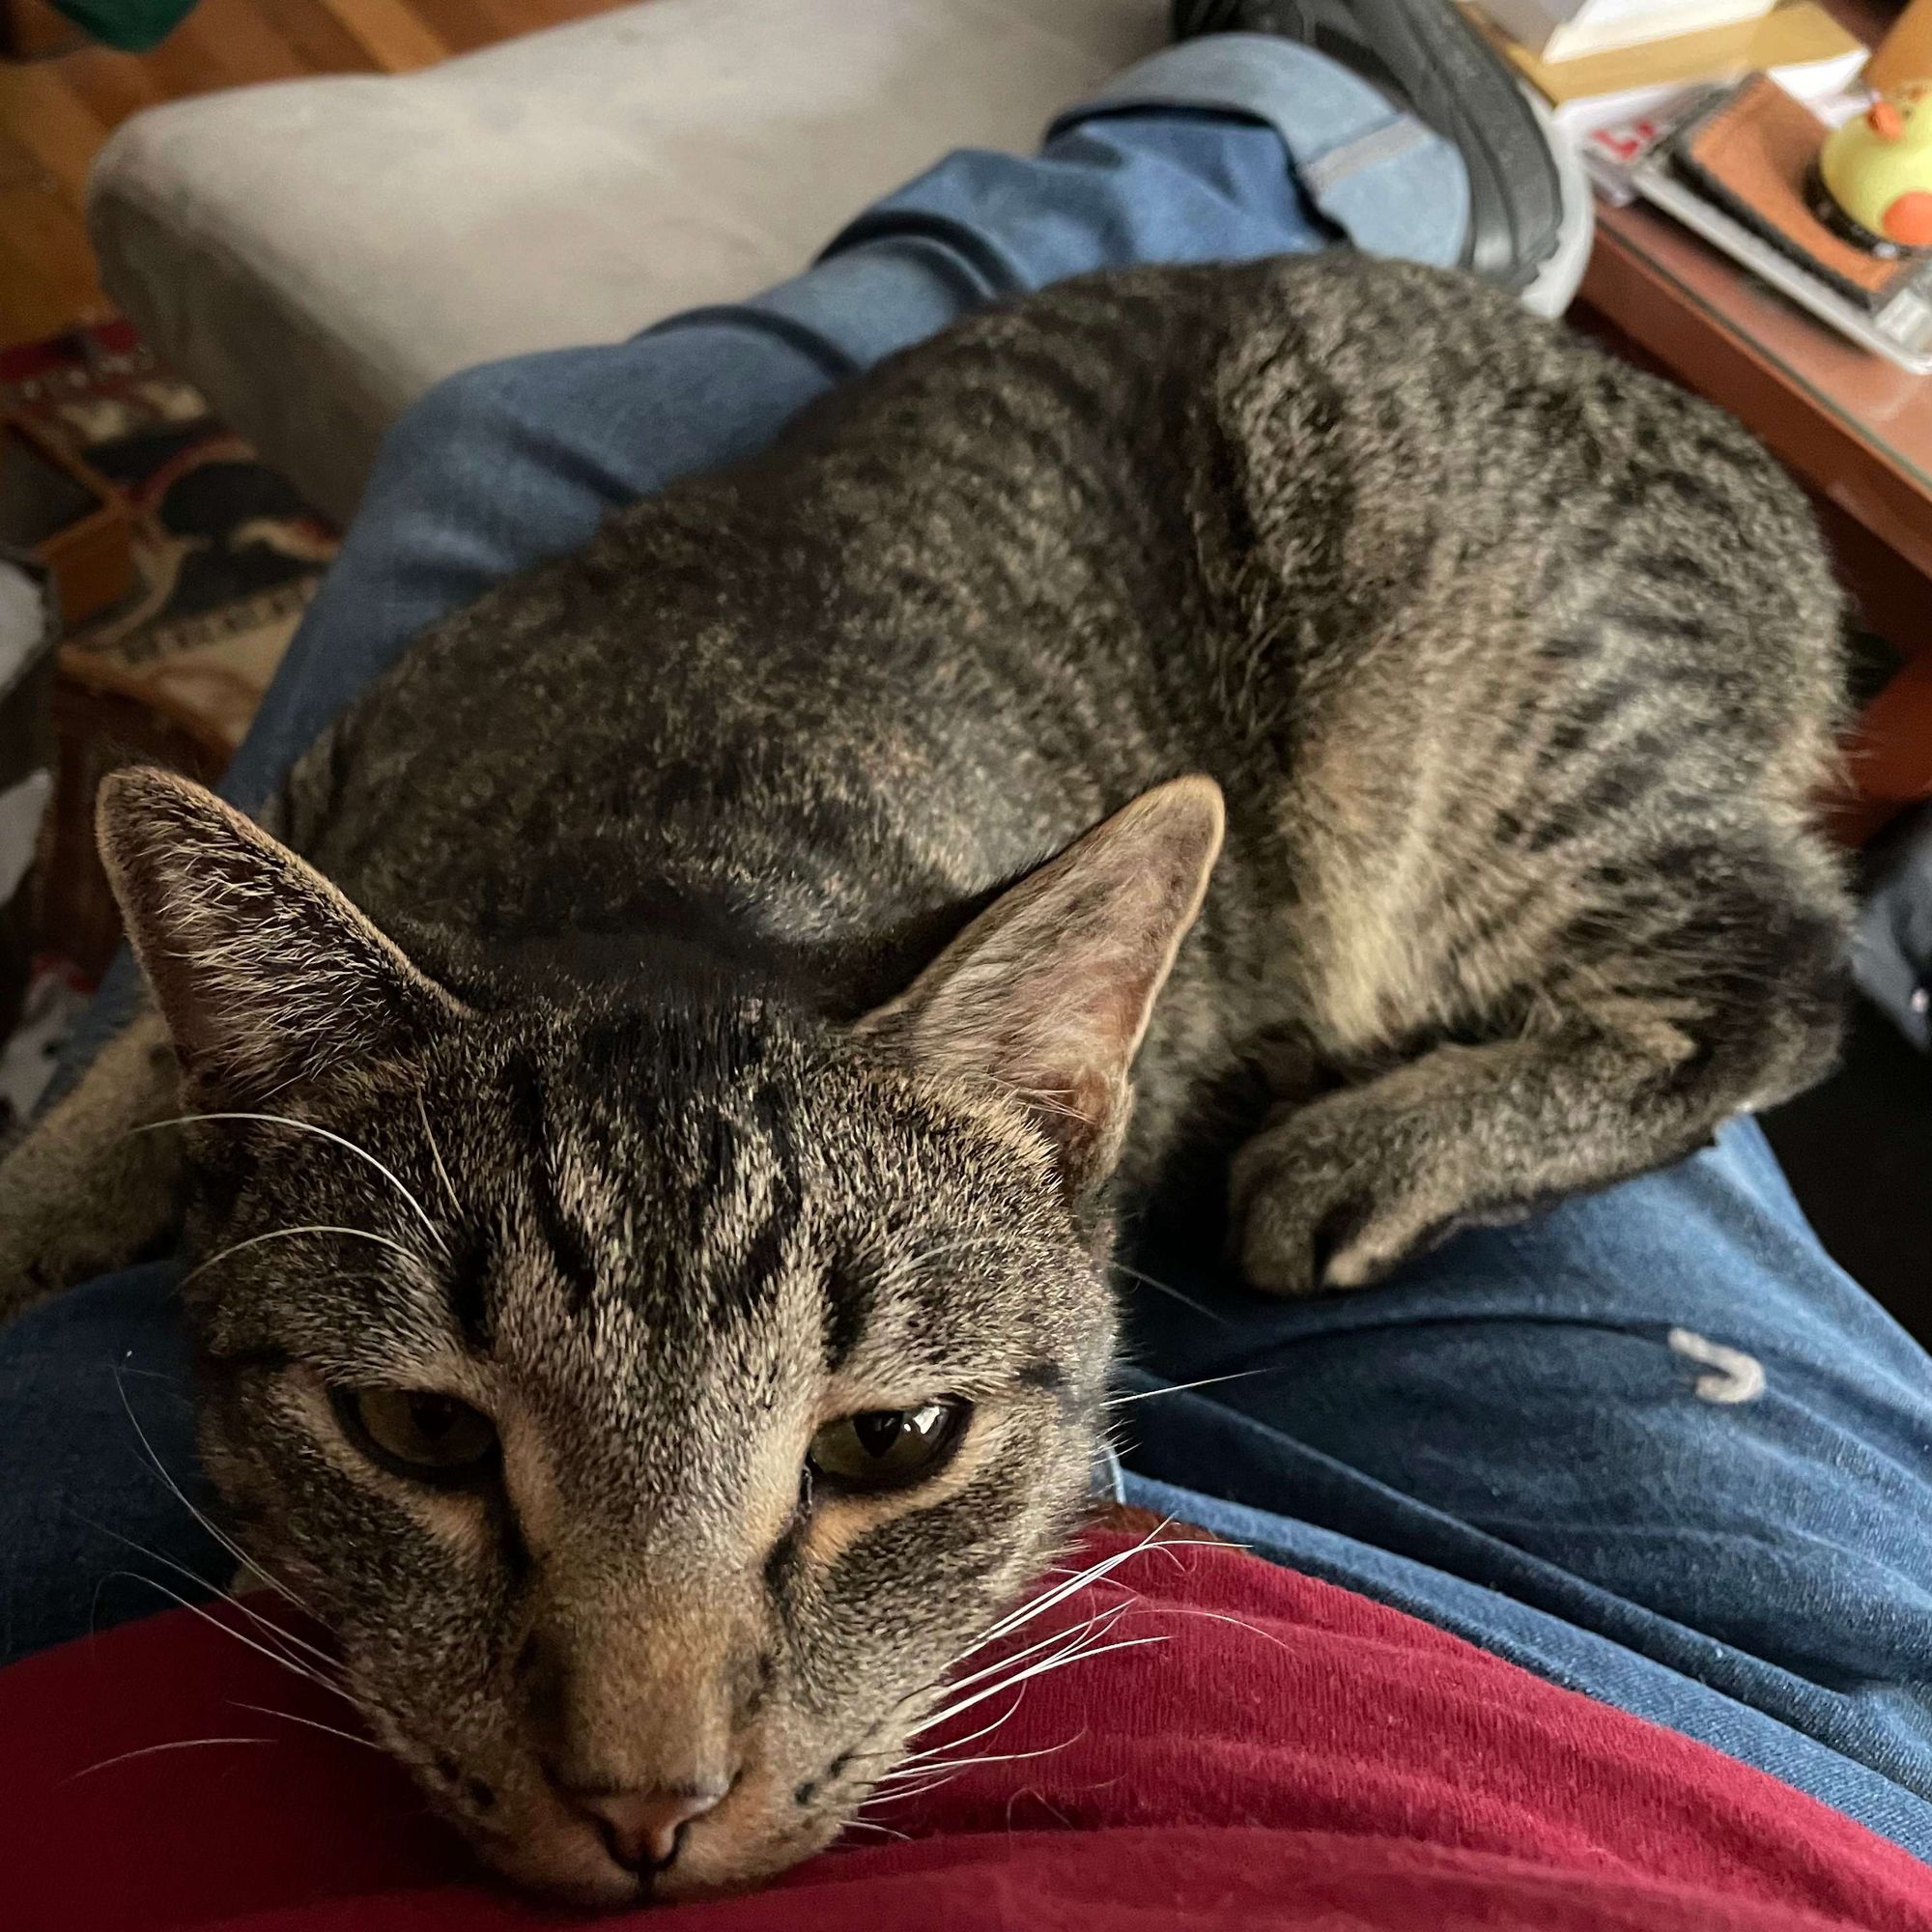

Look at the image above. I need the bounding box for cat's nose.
[565,1780,727,1872]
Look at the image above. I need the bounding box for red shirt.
[5,1515,1923,1931]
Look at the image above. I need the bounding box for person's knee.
[367,356,543,502]
[350,347,630,574]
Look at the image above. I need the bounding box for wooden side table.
[1574,7,1932,846]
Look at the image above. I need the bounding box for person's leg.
[6,41,1469,1664]
[1118,1116,1932,1858]
[0,1264,229,1661]
[218,63,1461,809]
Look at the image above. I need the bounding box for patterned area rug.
[0,320,338,1134]
[2,319,338,752]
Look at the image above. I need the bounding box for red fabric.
[4,1526,1925,1931]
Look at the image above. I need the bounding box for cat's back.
[716,250,1840,789]
[277,256,1841,999]
[1190,253,1836,711]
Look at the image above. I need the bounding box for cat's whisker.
[899,1683,1050,1777]
[1103,1365,1279,1406]
[871,1544,1283,1817]
[939,1551,1136,1667]
[71,1513,342,1678]
[923,1602,1132,1705]
[97,1364,185,1385]
[840,1819,911,1840]
[230,1701,384,1753]
[232,1605,343,1680]
[138,1112,450,1259]
[863,1770,966,1807]
[416,1091,464,1219]
[179,1222,423,1290]
[62,1736,273,1784]
[1113,1600,1295,1655]
[107,1570,357,1707]
[1107,1261,1228,1324]
[940,1521,1206,1668]
[908,1524,1208,1742]
[883,1672,1037,1780]
[914,1618,1119,1732]
[828,1694,1031,1786]
[1139,1532,1234,1572]
[894,1690,1025,1766]
[878,1731,1083,1785]
[910,1633,1169,1740]
[881,1548,1284,1806]
[1005,1787,1075,1832]
[112,1373,320,1621]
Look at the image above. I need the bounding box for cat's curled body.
[0,257,1846,1902]
[279,254,1844,1255]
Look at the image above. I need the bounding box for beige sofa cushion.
[89,0,1168,523]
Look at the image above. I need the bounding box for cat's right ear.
[97,767,466,1102]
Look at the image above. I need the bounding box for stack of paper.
[1485,1,1867,130]
[1465,1,1868,202]
[1475,0,1778,61]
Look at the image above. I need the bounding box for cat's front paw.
[1227,1093,1448,1297]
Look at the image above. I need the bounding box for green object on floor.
[46,0,197,52]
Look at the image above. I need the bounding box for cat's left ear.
[98,766,467,1103]
[856,776,1223,1208]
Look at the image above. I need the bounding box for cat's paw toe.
[1229,1119,1369,1298]
[1228,1104,1432,1298]
[1237,1194,1404,1296]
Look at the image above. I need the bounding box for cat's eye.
[806,1398,969,1495]
[332,1387,499,1489]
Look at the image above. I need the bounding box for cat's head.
[98,767,1221,1905]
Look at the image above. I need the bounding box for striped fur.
[0,255,1848,1898]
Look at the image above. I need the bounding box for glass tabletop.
[1593,190,1932,499]
[1577,0,1932,509]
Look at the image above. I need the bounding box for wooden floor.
[0,0,627,351]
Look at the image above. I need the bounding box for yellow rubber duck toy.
[1818,81,1932,254]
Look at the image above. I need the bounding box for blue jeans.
[6,38,1930,1865]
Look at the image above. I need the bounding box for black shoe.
[1172,0,1565,290]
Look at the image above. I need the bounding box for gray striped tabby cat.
[0,257,1846,1902]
